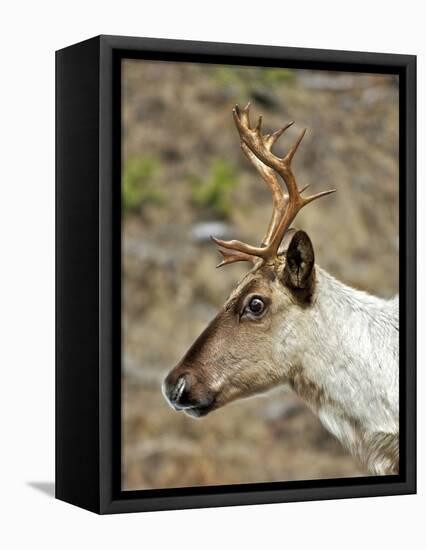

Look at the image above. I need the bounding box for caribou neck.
[282,266,399,474]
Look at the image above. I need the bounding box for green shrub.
[191,159,238,219]
[212,66,294,97]
[261,68,294,84]
[122,156,163,213]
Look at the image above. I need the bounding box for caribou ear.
[281,230,315,292]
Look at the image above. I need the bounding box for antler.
[212,104,336,267]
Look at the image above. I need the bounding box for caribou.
[163,104,399,475]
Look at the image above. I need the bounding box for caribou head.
[163,104,336,418]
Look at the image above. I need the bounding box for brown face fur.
[163,231,315,417]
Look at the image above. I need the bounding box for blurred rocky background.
[122,60,399,490]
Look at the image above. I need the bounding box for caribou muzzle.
[162,369,216,417]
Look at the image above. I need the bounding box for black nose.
[164,373,192,409]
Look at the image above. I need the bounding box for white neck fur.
[278,266,399,474]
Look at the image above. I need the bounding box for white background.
[0,1,423,548]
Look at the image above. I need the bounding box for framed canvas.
[56,35,416,514]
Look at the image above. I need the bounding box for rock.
[261,397,305,421]
[191,221,233,243]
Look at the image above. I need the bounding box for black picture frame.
[56,34,416,514]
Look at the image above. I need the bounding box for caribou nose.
[172,375,188,404]
[164,373,192,409]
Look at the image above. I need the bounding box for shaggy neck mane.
[285,266,399,475]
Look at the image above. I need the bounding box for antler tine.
[211,237,258,268]
[298,183,311,194]
[211,235,269,260]
[284,127,307,163]
[264,121,295,150]
[302,188,337,205]
[235,103,251,128]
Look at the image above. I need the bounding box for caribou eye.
[240,294,269,321]
[243,296,267,319]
